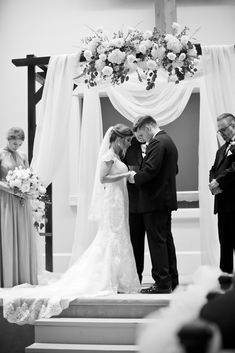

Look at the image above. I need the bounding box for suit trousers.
[218,211,235,274]
[143,210,178,289]
[129,212,145,283]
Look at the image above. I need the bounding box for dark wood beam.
[12,53,85,68]
[35,72,46,85]
[27,54,36,164]
[155,0,177,32]
[12,56,50,67]
[34,86,44,105]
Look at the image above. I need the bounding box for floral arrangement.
[6,166,48,230]
[77,23,200,90]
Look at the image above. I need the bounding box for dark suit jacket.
[200,288,235,349]
[124,137,143,213]
[134,130,178,213]
[209,142,235,214]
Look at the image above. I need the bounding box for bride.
[1,124,140,324]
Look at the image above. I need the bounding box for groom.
[129,115,179,293]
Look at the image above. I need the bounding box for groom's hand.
[128,171,136,184]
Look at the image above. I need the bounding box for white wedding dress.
[0,148,140,324]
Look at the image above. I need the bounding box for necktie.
[224,141,231,156]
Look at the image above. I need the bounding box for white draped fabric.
[31,45,235,271]
[31,54,76,185]
[199,79,219,266]
[69,88,103,265]
[202,45,235,128]
[106,79,194,126]
[199,45,235,266]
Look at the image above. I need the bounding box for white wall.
[0,0,235,275]
[177,0,235,46]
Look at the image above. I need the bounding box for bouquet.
[76,22,201,90]
[6,166,48,230]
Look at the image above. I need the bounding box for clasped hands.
[209,179,222,195]
[128,171,136,184]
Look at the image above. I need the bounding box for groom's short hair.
[217,113,235,123]
[133,116,157,132]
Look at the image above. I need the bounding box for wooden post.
[13,54,54,272]
[27,54,36,164]
[45,184,53,272]
[154,0,177,32]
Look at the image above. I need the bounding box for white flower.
[108,49,125,64]
[144,30,152,40]
[84,50,93,61]
[99,53,106,61]
[126,54,136,64]
[142,40,153,50]
[169,74,179,82]
[95,59,106,72]
[166,36,182,53]
[125,61,138,73]
[88,38,99,53]
[150,44,159,59]
[21,184,30,193]
[97,44,108,54]
[165,34,174,42]
[38,185,46,194]
[181,35,189,46]
[172,22,181,33]
[147,59,157,70]
[10,179,21,188]
[139,43,147,54]
[156,46,166,59]
[167,52,177,61]
[179,53,186,61]
[110,38,124,48]
[102,66,113,76]
[188,47,197,57]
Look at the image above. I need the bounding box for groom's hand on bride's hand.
[128,171,136,184]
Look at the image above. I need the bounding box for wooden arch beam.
[155,0,177,32]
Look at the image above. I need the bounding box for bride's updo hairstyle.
[7,127,25,141]
[109,124,133,143]
[109,124,133,158]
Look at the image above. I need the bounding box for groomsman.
[129,115,179,293]
[209,113,235,274]
[124,136,146,283]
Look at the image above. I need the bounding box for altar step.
[34,317,154,345]
[26,295,168,353]
[57,294,169,319]
[26,343,138,353]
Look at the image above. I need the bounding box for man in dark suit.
[129,115,178,293]
[124,136,146,283]
[209,113,235,274]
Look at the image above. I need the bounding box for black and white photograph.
[0,1,235,352]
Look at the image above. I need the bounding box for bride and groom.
[1,115,178,324]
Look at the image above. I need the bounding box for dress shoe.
[140,284,172,294]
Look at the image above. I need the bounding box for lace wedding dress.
[0,148,140,324]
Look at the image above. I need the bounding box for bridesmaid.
[0,127,38,287]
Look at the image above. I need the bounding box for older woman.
[0,127,38,287]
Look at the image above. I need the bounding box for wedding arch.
[12,44,235,272]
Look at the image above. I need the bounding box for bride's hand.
[128,171,136,184]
